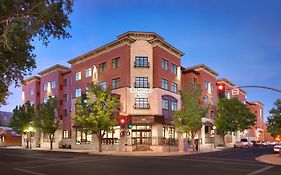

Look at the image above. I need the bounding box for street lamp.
[27,126,35,149]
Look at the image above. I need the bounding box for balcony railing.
[134,61,149,68]
[133,103,150,109]
[134,82,150,88]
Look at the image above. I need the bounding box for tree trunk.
[98,136,102,152]
[49,134,54,150]
[222,134,226,147]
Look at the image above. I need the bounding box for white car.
[273,144,281,153]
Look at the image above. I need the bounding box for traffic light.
[81,93,87,105]
[120,118,125,124]
[128,121,132,129]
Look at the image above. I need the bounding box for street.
[0,146,280,175]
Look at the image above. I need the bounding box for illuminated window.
[75,71,81,81]
[63,130,69,139]
[85,68,92,77]
[29,88,34,95]
[51,81,56,89]
[75,88,81,97]
[210,83,214,91]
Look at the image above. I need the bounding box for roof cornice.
[148,38,184,57]
[38,64,70,76]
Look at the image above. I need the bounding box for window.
[30,101,34,106]
[99,62,106,73]
[43,97,48,103]
[162,79,168,90]
[210,97,215,105]
[162,99,169,110]
[75,71,81,81]
[162,59,168,70]
[63,130,69,139]
[210,111,214,118]
[193,78,197,86]
[112,78,120,89]
[210,83,214,91]
[135,56,149,68]
[171,101,177,111]
[51,81,56,89]
[203,95,209,104]
[85,68,92,77]
[64,93,68,102]
[64,109,68,117]
[134,98,149,109]
[171,83,177,93]
[29,88,34,95]
[204,81,209,89]
[43,83,47,92]
[64,79,67,87]
[171,64,177,75]
[100,81,107,89]
[112,57,120,69]
[75,88,81,97]
[135,77,149,88]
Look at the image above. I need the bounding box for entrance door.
[131,125,152,145]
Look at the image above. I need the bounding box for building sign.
[135,94,148,98]
[130,88,152,94]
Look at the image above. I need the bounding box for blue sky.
[1,0,281,121]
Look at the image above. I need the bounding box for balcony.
[134,61,150,68]
[134,82,150,88]
[133,103,150,109]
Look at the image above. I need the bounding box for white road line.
[246,166,274,175]
[14,168,47,175]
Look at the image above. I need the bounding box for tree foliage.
[10,101,35,132]
[34,96,60,150]
[173,84,208,151]
[0,0,73,105]
[216,98,256,145]
[267,99,281,137]
[74,83,119,152]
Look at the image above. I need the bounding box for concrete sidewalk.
[256,154,281,165]
[1,146,223,156]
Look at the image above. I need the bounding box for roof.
[217,78,247,94]
[68,31,184,65]
[22,76,40,84]
[38,64,70,75]
[184,64,219,76]
[182,68,200,75]
[252,101,264,106]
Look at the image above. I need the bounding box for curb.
[256,154,281,166]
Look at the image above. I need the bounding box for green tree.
[74,83,119,152]
[267,99,281,137]
[216,98,256,146]
[10,101,35,147]
[35,96,60,150]
[173,85,208,151]
[0,0,73,105]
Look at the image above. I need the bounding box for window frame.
[112,57,120,69]
[75,71,81,81]
[162,58,168,70]
[161,79,168,90]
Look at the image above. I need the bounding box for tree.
[0,0,73,105]
[35,96,60,150]
[267,99,281,137]
[173,85,208,151]
[216,98,256,146]
[74,83,119,152]
[10,101,35,147]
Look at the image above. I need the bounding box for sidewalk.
[1,146,223,156]
[256,154,281,166]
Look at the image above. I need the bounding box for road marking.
[14,168,47,175]
[246,166,274,175]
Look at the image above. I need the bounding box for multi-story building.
[22,32,183,151]
[21,31,265,151]
[246,101,264,141]
[182,64,219,148]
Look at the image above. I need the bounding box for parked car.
[273,144,281,153]
[234,139,250,148]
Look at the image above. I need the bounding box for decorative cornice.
[148,38,184,58]
[38,64,70,76]
[68,37,136,65]
[184,64,218,77]
[22,76,40,85]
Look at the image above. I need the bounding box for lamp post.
[212,126,216,148]
[27,126,34,149]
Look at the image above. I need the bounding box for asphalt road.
[0,146,280,175]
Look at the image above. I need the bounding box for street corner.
[256,154,281,166]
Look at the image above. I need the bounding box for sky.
[1,0,281,121]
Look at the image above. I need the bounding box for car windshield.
[241,139,247,142]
